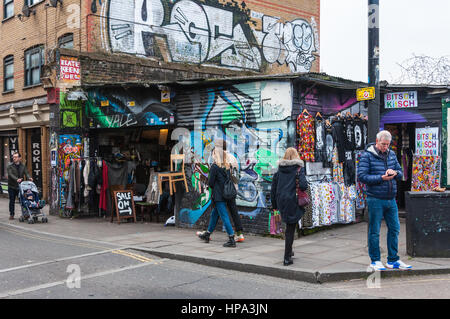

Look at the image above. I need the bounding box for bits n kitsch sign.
[59,57,81,83]
[416,127,439,156]
[384,91,418,109]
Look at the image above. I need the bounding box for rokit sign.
[31,134,42,191]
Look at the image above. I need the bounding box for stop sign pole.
[368,0,380,143]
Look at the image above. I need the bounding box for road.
[0,223,448,300]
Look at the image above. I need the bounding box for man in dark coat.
[7,152,32,220]
[358,130,412,271]
[271,148,308,266]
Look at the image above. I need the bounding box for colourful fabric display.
[302,187,313,228]
[297,111,315,162]
[337,183,356,224]
[355,150,367,209]
[332,147,344,183]
[411,156,441,191]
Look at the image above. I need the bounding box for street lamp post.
[368,0,380,143]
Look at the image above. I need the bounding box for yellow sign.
[356,87,375,101]
[100,100,109,107]
[161,90,170,103]
[127,101,135,107]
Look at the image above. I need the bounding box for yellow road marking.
[111,249,153,263]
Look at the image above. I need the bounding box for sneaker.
[235,234,245,243]
[369,261,386,271]
[386,260,412,270]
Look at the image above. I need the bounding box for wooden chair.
[158,154,189,196]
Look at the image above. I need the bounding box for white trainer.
[386,260,412,270]
[369,261,387,271]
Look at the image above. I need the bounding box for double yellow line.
[111,249,154,263]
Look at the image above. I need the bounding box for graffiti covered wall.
[86,87,176,128]
[174,80,293,233]
[88,0,320,74]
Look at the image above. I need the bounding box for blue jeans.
[207,201,234,236]
[367,196,400,263]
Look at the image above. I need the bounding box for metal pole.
[368,0,380,143]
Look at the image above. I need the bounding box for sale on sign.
[60,57,81,82]
[415,127,439,156]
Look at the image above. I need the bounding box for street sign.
[161,90,170,103]
[356,87,375,101]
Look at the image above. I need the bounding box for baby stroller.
[18,181,48,224]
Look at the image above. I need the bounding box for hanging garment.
[314,117,326,163]
[344,117,355,152]
[332,147,344,184]
[337,183,356,224]
[323,122,334,168]
[297,112,315,162]
[145,169,160,204]
[411,156,441,191]
[65,161,74,210]
[363,119,368,149]
[83,160,90,198]
[301,186,314,228]
[310,183,321,227]
[353,118,365,150]
[317,182,336,226]
[331,118,346,163]
[343,117,356,186]
[99,160,109,212]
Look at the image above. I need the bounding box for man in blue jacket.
[358,130,412,271]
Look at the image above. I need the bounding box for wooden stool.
[135,202,158,222]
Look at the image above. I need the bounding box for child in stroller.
[18,181,48,223]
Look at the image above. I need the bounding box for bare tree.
[392,54,450,85]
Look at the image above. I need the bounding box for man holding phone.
[358,130,412,271]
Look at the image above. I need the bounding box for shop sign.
[384,91,418,108]
[31,134,42,191]
[416,127,439,156]
[101,100,109,107]
[127,101,135,107]
[112,190,136,224]
[8,136,18,160]
[161,90,170,103]
[60,57,81,82]
[356,87,375,101]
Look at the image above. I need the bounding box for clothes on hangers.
[331,118,346,163]
[99,160,109,212]
[323,120,334,168]
[314,115,326,163]
[297,111,315,162]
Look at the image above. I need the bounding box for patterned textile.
[337,183,356,224]
[332,147,344,183]
[297,112,315,162]
[302,186,313,228]
[411,156,441,191]
[355,150,367,209]
[310,183,321,227]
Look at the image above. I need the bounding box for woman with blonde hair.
[198,147,236,247]
[271,147,308,266]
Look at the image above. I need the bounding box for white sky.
[320,0,450,83]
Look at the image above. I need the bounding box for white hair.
[376,130,392,141]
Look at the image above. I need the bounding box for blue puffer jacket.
[357,143,403,200]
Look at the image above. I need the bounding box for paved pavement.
[1,197,449,284]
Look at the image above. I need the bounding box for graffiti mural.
[86,87,176,128]
[98,0,318,73]
[176,81,292,226]
[60,92,83,128]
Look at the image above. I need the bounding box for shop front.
[170,74,369,235]
[380,85,450,210]
[52,85,177,223]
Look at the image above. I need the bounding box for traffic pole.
[368,0,380,143]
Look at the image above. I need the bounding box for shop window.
[58,33,74,49]
[3,0,13,19]
[24,45,44,87]
[3,55,14,92]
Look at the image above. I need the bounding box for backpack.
[223,169,237,200]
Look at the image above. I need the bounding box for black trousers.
[8,188,19,216]
[284,223,297,259]
[226,197,243,233]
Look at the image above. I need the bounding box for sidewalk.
[1,198,449,283]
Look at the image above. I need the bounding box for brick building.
[0,0,321,230]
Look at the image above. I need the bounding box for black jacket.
[208,163,228,202]
[7,162,31,190]
[271,159,308,224]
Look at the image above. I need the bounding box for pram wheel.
[42,218,48,223]
[33,216,38,223]
[28,218,34,224]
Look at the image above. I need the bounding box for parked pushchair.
[18,181,48,224]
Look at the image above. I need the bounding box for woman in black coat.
[271,147,308,266]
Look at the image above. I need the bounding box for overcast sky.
[320,0,450,83]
